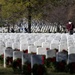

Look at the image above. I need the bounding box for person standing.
[24,28,28,32]
[66,20,74,35]
[11,28,14,33]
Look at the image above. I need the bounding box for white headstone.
[12,42,20,50]
[42,42,50,48]
[4,48,13,68]
[31,55,43,68]
[28,45,37,53]
[20,43,28,51]
[56,51,68,62]
[68,46,75,63]
[13,51,22,60]
[22,53,31,65]
[37,47,46,55]
[46,50,56,58]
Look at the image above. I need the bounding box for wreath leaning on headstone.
[22,61,31,75]
[6,57,13,67]
[12,58,22,72]
[32,64,46,75]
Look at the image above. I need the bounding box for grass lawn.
[48,72,75,75]
[0,68,73,75]
[47,67,75,75]
[0,65,74,75]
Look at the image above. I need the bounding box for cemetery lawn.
[0,65,74,75]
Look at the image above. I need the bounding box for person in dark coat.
[25,28,28,32]
[66,20,74,35]
[11,28,14,33]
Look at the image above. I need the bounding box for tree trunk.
[13,23,14,29]
[28,3,32,33]
[8,24,10,33]
[28,15,31,33]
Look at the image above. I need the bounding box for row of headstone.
[5,45,75,68]
[4,49,44,68]
[0,33,75,65]
[0,33,73,53]
[4,46,57,68]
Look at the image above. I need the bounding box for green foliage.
[55,61,68,72]
[22,62,31,75]
[0,23,3,27]
[0,0,63,28]
[32,64,47,75]
[45,58,56,69]
[0,0,60,20]
[0,55,3,65]
[12,58,22,73]
[6,57,13,67]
